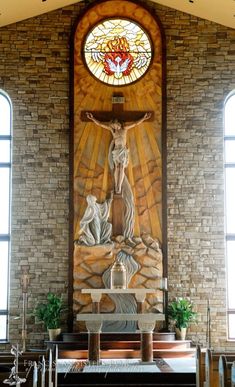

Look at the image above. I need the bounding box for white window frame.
[224,91,235,340]
[0,89,12,341]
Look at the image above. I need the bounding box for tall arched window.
[0,90,12,341]
[224,92,235,340]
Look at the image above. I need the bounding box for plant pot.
[48,328,61,341]
[175,327,187,340]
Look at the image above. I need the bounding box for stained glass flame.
[84,19,152,86]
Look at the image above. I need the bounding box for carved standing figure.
[86,112,151,194]
[78,194,113,246]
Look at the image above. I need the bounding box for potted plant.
[167,298,197,340]
[34,292,64,341]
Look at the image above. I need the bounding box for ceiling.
[0,0,234,29]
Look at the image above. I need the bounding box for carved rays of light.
[74,92,162,241]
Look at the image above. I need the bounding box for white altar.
[77,288,165,363]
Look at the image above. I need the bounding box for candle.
[48,349,53,387]
[54,345,58,387]
[33,361,38,387]
[41,356,45,387]
[161,277,168,291]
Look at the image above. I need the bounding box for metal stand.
[206,299,211,348]
[160,277,169,331]
[21,271,29,352]
[3,344,26,386]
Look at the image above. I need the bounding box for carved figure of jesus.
[86,111,151,194]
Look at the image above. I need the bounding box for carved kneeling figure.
[77,194,113,246]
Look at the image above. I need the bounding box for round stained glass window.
[83,19,152,86]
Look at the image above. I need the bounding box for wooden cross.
[80,92,154,123]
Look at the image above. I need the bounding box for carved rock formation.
[73,235,163,331]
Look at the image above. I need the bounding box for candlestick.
[206,299,211,348]
[3,344,26,385]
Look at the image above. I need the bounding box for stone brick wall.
[0,5,82,347]
[158,7,235,349]
[0,0,234,349]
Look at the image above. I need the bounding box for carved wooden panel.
[73,0,163,242]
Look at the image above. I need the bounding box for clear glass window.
[0,168,10,235]
[0,94,11,135]
[225,97,235,136]
[225,168,235,234]
[227,240,235,310]
[228,314,235,339]
[0,241,9,310]
[0,316,7,340]
[224,92,235,340]
[0,140,11,163]
[225,140,235,164]
[0,90,11,341]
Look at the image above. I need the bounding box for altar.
[76,288,165,364]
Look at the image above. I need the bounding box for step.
[61,332,176,342]
[51,340,191,351]
[58,348,196,359]
[153,348,196,358]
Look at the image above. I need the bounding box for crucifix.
[80,92,154,123]
[81,93,153,236]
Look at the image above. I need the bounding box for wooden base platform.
[55,348,195,360]
[61,332,176,342]
[47,332,195,359]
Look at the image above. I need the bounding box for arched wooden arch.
[72,0,165,240]
[70,0,166,328]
